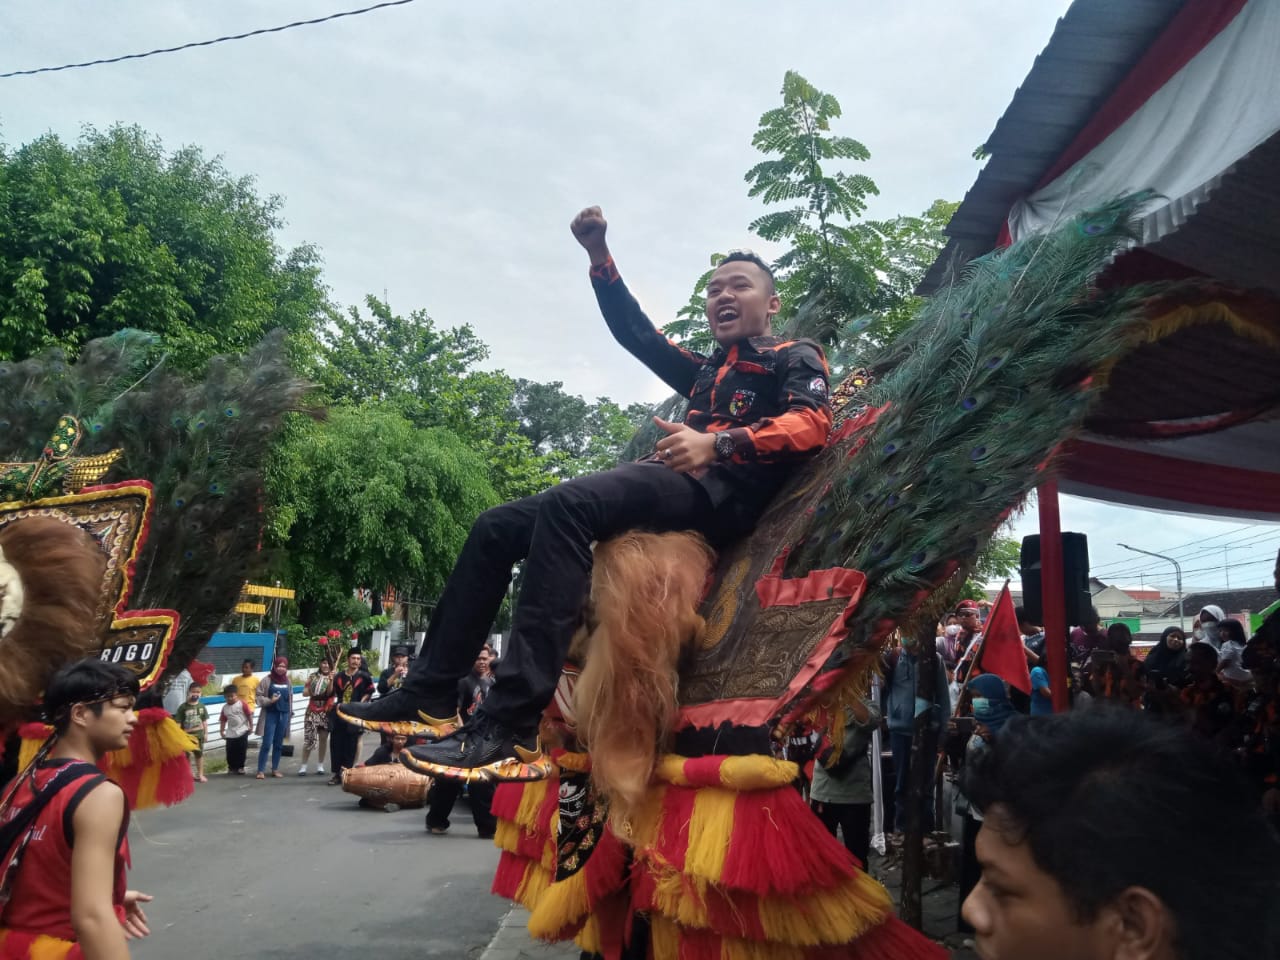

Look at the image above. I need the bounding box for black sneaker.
[401,713,551,783]
[337,689,460,739]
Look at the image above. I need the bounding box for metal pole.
[1118,543,1184,632]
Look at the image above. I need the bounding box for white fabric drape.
[1008,0,1280,244]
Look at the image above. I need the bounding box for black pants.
[426,778,497,836]
[812,799,872,868]
[404,462,730,727]
[329,718,360,775]
[225,734,248,772]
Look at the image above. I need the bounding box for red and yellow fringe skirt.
[491,751,946,960]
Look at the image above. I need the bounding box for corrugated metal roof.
[919,0,1188,293]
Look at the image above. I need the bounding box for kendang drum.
[342,764,431,809]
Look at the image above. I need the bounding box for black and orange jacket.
[590,257,832,508]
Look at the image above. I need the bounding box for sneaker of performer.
[401,710,547,784]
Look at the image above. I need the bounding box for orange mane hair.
[573,531,714,823]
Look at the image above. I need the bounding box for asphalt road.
[128,764,513,960]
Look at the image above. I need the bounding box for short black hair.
[242,659,254,668]
[963,708,1280,960]
[223,684,238,696]
[716,251,776,293]
[1105,621,1132,648]
[44,658,139,733]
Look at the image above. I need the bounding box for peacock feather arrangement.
[0,328,314,676]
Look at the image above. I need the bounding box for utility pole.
[1119,543,1183,631]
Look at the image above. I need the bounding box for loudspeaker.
[1020,533,1091,627]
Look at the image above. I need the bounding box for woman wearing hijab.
[1196,604,1226,651]
[255,657,293,779]
[955,673,1016,934]
[1145,627,1189,687]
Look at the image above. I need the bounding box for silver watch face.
[715,432,735,459]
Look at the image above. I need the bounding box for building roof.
[919,0,1188,294]
[1162,586,1277,618]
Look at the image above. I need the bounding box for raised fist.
[570,206,608,252]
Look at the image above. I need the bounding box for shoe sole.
[401,750,553,784]
[336,709,460,739]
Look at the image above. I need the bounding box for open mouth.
[716,307,739,323]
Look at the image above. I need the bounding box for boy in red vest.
[0,659,153,957]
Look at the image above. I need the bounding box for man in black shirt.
[342,207,832,781]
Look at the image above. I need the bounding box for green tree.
[960,536,1023,602]
[662,73,957,375]
[0,125,329,368]
[319,296,550,501]
[744,70,886,346]
[506,379,649,475]
[264,405,499,625]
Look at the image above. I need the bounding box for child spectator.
[221,684,252,775]
[174,682,209,782]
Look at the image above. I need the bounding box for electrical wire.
[1088,522,1265,573]
[0,0,419,80]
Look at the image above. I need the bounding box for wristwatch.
[714,431,736,462]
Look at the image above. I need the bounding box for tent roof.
[920,0,1187,294]
[917,0,1280,520]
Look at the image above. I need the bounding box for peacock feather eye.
[984,355,1004,370]
[960,396,979,411]
[223,404,240,418]
[208,482,224,495]
[171,415,187,429]
[174,496,188,508]
[970,445,989,462]
[193,417,208,431]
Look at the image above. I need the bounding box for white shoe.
[298,765,308,776]
[316,765,325,775]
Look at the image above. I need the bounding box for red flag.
[974,583,1032,694]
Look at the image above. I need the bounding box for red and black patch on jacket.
[729,389,756,418]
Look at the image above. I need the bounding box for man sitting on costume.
[341,206,833,780]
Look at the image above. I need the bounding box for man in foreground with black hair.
[342,206,833,781]
[960,707,1279,960]
[0,658,153,957]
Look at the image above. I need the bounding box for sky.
[1,0,1276,593]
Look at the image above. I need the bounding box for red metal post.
[1038,480,1070,712]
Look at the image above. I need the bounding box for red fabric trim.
[1034,0,1249,190]
[1061,439,1280,513]
[754,550,866,609]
